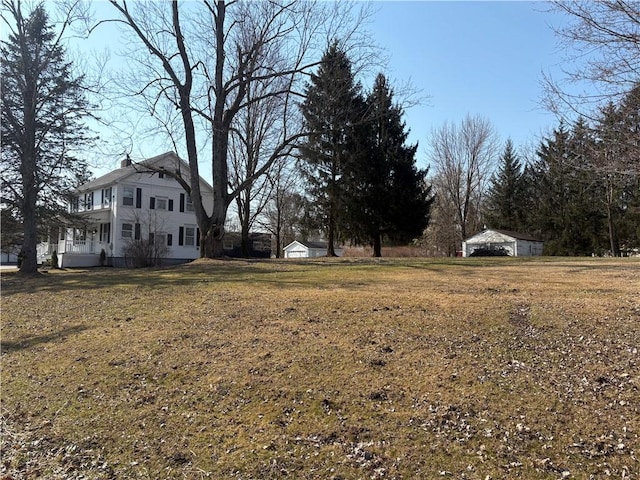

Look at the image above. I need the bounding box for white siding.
[58,153,214,266]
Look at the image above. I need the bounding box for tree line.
[426,83,639,257]
[489,87,639,257]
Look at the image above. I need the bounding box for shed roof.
[466,229,542,243]
[284,240,334,250]
[491,229,542,242]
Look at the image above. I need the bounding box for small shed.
[283,240,343,258]
[462,229,543,257]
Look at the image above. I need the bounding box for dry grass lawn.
[1,257,639,479]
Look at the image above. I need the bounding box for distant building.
[283,240,343,258]
[462,229,543,257]
[221,232,272,258]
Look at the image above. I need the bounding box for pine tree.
[1,2,93,274]
[484,139,524,231]
[298,42,364,256]
[342,74,432,257]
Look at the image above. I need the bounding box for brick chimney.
[120,154,132,168]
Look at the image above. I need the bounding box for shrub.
[122,239,168,268]
[50,250,59,268]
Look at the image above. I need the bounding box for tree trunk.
[240,228,250,257]
[201,222,225,258]
[326,210,337,257]
[239,192,251,257]
[606,204,620,257]
[326,230,337,256]
[274,232,281,258]
[20,191,39,274]
[20,86,39,274]
[372,232,382,257]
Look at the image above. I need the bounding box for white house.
[283,240,343,258]
[39,152,214,268]
[462,229,543,257]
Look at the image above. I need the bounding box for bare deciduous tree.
[99,0,373,258]
[228,70,294,257]
[428,114,500,247]
[543,1,640,119]
[258,156,304,258]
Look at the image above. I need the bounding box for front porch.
[37,239,111,268]
[58,239,111,268]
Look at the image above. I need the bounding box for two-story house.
[42,151,214,268]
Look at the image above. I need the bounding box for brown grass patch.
[1,257,639,478]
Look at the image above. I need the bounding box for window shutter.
[101,189,104,205]
[179,193,185,212]
[167,234,173,246]
[168,199,173,211]
[134,223,141,240]
[99,224,103,240]
[136,188,142,208]
[150,197,155,209]
[196,228,200,247]
[178,227,184,246]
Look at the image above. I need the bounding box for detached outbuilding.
[283,240,343,258]
[462,229,543,257]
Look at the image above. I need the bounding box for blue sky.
[368,1,568,167]
[2,1,573,175]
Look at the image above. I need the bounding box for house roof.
[76,152,212,193]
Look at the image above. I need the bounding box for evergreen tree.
[484,139,525,231]
[299,42,364,256]
[594,85,640,255]
[342,74,432,257]
[1,2,93,274]
[527,121,604,255]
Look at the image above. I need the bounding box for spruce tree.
[342,74,432,257]
[1,2,93,274]
[298,42,363,256]
[484,139,524,231]
[528,121,604,255]
[594,85,640,255]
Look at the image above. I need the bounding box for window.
[185,226,196,246]
[179,226,199,246]
[156,197,168,211]
[70,196,79,213]
[186,195,194,212]
[122,223,133,239]
[123,186,134,206]
[85,192,93,210]
[100,223,111,243]
[154,233,167,247]
[102,187,112,207]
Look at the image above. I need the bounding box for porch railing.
[57,239,110,255]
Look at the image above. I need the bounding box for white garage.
[462,229,543,257]
[283,240,343,258]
